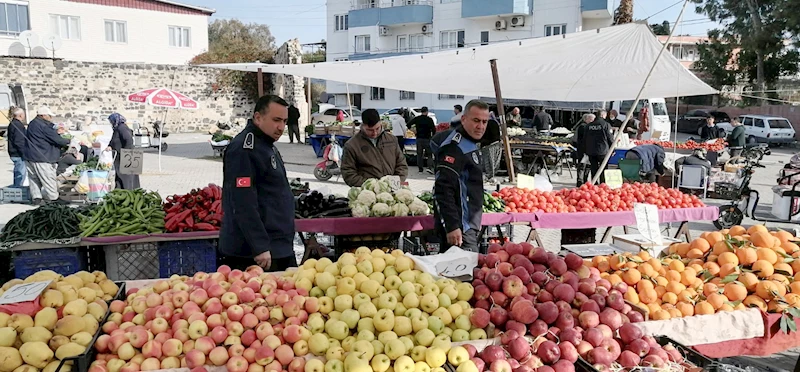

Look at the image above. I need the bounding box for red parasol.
[127,87,198,110]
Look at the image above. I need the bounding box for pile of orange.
[585,225,800,321]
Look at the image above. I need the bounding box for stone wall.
[272,39,309,128]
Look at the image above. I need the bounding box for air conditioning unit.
[379,26,390,36]
[495,20,507,30]
[421,24,433,33]
[510,16,525,27]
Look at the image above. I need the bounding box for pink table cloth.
[294,213,513,235]
[510,206,720,229]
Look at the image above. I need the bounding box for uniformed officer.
[431,100,489,252]
[219,95,297,271]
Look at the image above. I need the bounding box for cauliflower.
[351,204,371,218]
[409,198,430,216]
[368,180,391,194]
[356,190,377,207]
[376,192,396,206]
[361,178,379,192]
[394,189,415,205]
[371,203,392,217]
[348,187,361,201]
[391,203,410,217]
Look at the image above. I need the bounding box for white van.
[607,98,671,141]
[714,115,796,144]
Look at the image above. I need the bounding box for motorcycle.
[314,134,343,181]
[132,120,170,151]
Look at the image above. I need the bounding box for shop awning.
[201,23,716,102]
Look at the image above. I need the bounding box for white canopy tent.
[201,23,716,102]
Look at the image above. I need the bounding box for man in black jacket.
[583,111,614,183]
[408,107,435,172]
[533,107,553,132]
[7,107,26,187]
[287,104,301,144]
[220,95,297,271]
[24,106,69,204]
[700,117,723,142]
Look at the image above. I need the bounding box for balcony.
[349,1,434,27]
[582,0,612,18]
[348,51,422,61]
[461,0,531,18]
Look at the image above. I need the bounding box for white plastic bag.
[533,174,553,192]
[75,171,90,194]
[99,149,114,169]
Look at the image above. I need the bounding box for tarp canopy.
[478,97,606,111]
[201,23,717,102]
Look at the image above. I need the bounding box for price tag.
[633,203,662,245]
[604,169,623,189]
[385,176,401,192]
[435,251,473,278]
[119,149,143,175]
[517,174,535,190]
[0,280,52,305]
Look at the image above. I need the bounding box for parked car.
[675,109,731,134]
[382,107,438,126]
[311,105,362,125]
[715,115,796,144]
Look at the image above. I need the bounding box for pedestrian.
[24,106,70,204]
[432,99,489,252]
[506,107,522,127]
[108,113,140,190]
[700,117,723,142]
[219,95,297,272]
[341,109,408,187]
[287,104,301,144]
[6,107,27,187]
[407,106,435,173]
[583,112,614,183]
[675,148,712,173]
[56,145,84,176]
[533,106,553,132]
[608,109,636,138]
[625,144,666,182]
[636,101,650,140]
[450,104,463,128]
[727,118,746,158]
[573,115,591,186]
[391,108,408,151]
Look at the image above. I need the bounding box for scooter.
[314,134,343,181]
[132,120,170,151]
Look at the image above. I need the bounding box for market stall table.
[509,142,574,180]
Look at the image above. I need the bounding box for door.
[752,118,768,139]
[741,116,754,137]
[398,35,408,53]
[353,94,362,110]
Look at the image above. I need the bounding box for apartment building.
[325,0,613,118]
[0,0,213,65]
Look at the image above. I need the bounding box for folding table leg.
[526,226,544,247]
[674,222,691,241]
[601,227,615,242]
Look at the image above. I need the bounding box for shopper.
[506,107,522,127]
[407,107,435,173]
[625,144,666,182]
[432,99,489,252]
[450,104,463,128]
[341,109,408,187]
[391,108,408,151]
[56,145,84,176]
[573,114,591,186]
[609,109,636,138]
[727,118,746,158]
[287,104,301,144]
[6,107,26,187]
[24,106,70,205]
[700,117,723,142]
[220,95,297,272]
[636,101,650,140]
[675,148,712,172]
[108,113,140,190]
[533,106,553,132]
[583,112,614,183]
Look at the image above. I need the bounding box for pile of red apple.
[90,266,313,372]
[467,242,689,372]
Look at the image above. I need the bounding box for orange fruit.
[751,231,773,248]
[621,269,642,286]
[651,310,671,320]
[674,243,691,257]
[664,270,681,283]
[717,252,739,267]
[703,282,719,296]
[737,272,759,292]
[690,238,711,253]
[782,241,800,254]
[721,229,730,234]
[708,254,719,263]
[607,274,623,285]
[685,249,703,259]
[704,262,721,276]
[736,248,758,265]
[713,241,731,256]
[662,292,678,305]
[748,225,769,235]
[774,263,793,276]
[680,267,698,286]
[669,260,685,273]
[609,255,626,270]
[752,260,775,278]
[744,295,767,311]
[723,282,748,302]
[667,308,683,318]
[592,256,608,267]
[770,273,790,287]
[655,286,667,298]
[756,248,779,265]
[790,281,800,294]
[729,226,747,236]
[597,261,610,273]
[648,258,663,272]
[705,232,725,246]
[647,303,662,314]
[666,281,686,295]
[638,251,652,261]
[676,302,694,317]
[638,263,655,278]
[695,301,715,315]
[735,303,747,311]
[624,289,640,304]
[654,276,669,287]
[773,280,787,297]
[785,293,800,307]
[707,293,727,310]
[755,281,780,299]
[768,300,788,313]
[774,230,795,244]
[625,262,638,269]
[637,279,655,293]
[719,304,735,312]
[679,290,696,303]
[719,263,741,278]
[639,289,659,304]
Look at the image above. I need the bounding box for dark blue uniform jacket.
[431,127,484,234]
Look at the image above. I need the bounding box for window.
[438,94,464,100]
[770,119,792,129]
[651,102,668,116]
[481,31,489,45]
[754,118,765,128]
[324,109,340,116]
[50,15,80,40]
[335,14,348,31]
[409,34,424,51]
[398,35,408,52]
[0,93,10,108]
[440,30,464,50]
[545,24,566,37]
[104,20,127,43]
[169,26,191,47]
[400,91,415,100]
[371,87,385,100]
[742,117,753,126]
[334,57,349,62]
[355,35,370,53]
[0,3,29,36]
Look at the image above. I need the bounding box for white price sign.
[0,280,52,305]
[633,203,662,245]
[435,253,473,278]
[119,149,143,175]
[385,176,402,192]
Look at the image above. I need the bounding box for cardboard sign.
[604,169,623,189]
[562,243,619,258]
[634,203,662,244]
[119,149,143,175]
[407,247,478,279]
[0,280,52,305]
[517,174,535,190]
[385,176,401,192]
[435,253,473,278]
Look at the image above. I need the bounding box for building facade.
[0,0,213,65]
[325,0,612,119]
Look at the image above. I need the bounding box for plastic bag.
[87,170,110,202]
[75,171,90,194]
[98,149,114,169]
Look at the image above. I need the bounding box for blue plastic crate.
[158,240,217,277]
[608,149,629,165]
[14,248,86,278]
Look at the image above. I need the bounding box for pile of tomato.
[493,182,705,214]
[633,138,726,152]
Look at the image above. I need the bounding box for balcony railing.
[351,0,433,10]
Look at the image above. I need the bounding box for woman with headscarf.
[108,113,140,190]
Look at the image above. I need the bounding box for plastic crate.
[608,149,628,165]
[13,248,87,278]
[654,335,716,369]
[103,243,159,280]
[158,239,218,277]
[0,187,30,203]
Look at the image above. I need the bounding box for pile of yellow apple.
[0,270,119,372]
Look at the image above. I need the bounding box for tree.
[694,30,738,89]
[302,41,327,64]
[190,19,276,100]
[613,0,633,25]
[650,21,671,35]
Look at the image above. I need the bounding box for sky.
[185,0,720,46]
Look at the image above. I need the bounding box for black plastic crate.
[655,335,716,369]
[158,239,218,277]
[104,243,159,280]
[13,248,86,278]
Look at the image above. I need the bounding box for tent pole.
[489,59,516,183]
[590,0,690,185]
[307,76,312,141]
[257,68,264,97]
[346,84,353,118]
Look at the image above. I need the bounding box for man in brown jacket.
[341,108,408,187]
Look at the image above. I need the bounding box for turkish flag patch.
[236,177,251,188]
[444,156,455,164]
